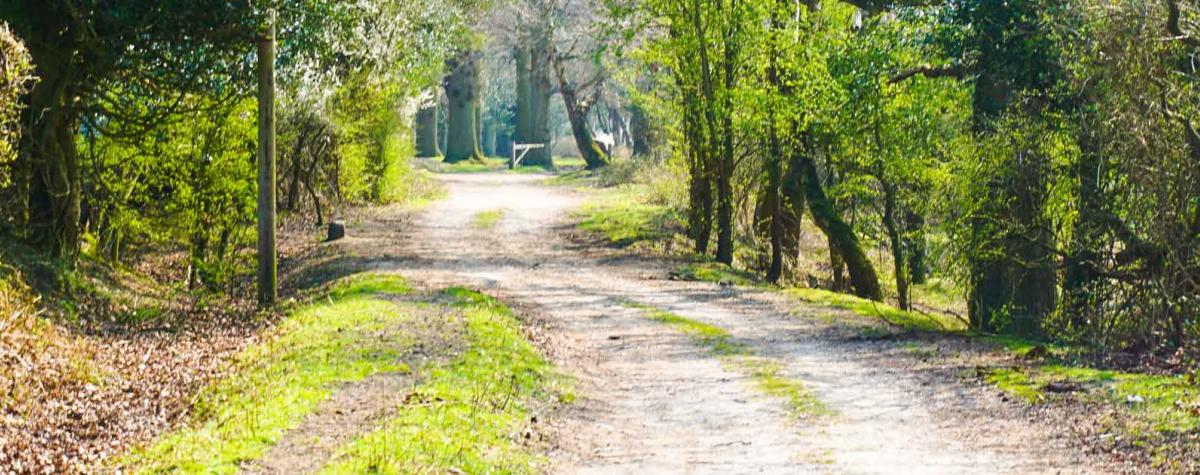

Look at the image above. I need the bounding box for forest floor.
[304,171,1147,474]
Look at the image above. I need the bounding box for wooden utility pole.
[256,13,277,307]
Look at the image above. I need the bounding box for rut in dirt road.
[374,172,1113,474]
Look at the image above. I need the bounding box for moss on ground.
[984,363,1199,470]
[985,365,1199,431]
[322,288,572,473]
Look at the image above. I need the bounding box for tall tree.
[443,49,486,163]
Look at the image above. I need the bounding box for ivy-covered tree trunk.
[415,102,440,157]
[961,0,1065,336]
[20,11,84,259]
[443,50,483,164]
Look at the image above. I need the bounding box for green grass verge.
[473,209,506,230]
[984,364,1200,463]
[322,288,572,473]
[627,302,829,419]
[987,365,1200,432]
[121,273,418,473]
[574,185,679,247]
[784,288,967,333]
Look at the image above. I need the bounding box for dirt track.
[280,172,1123,474]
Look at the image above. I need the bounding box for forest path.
[364,172,1111,474]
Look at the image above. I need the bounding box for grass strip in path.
[473,209,506,229]
[119,274,426,473]
[321,288,573,473]
[625,302,829,420]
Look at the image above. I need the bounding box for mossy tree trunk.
[552,54,609,170]
[792,146,883,301]
[443,50,483,164]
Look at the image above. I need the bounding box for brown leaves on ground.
[0,211,373,473]
[0,305,261,473]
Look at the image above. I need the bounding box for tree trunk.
[764,5,785,283]
[565,102,609,169]
[415,102,440,157]
[880,179,910,311]
[553,61,609,170]
[481,120,497,157]
[829,236,847,292]
[793,148,882,301]
[629,103,653,157]
[24,99,82,259]
[257,18,278,308]
[515,42,554,168]
[443,50,483,164]
[714,6,741,266]
[685,109,713,255]
[765,141,784,283]
[20,28,83,259]
[904,211,927,285]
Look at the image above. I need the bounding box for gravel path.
[326,172,1118,474]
